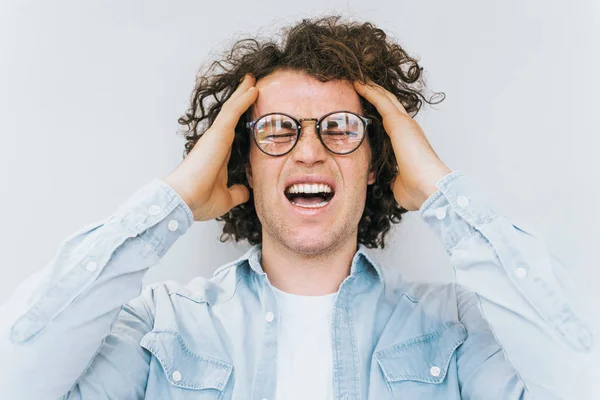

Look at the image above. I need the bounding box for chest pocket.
[140,330,233,399]
[374,322,467,398]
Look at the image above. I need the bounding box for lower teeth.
[291,200,330,208]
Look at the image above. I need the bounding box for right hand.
[163,73,258,221]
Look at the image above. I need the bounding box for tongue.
[292,195,326,206]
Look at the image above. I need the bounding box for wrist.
[415,165,452,208]
[162,176,195,216]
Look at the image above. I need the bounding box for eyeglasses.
[246,110,371,157]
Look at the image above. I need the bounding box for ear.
[245,164,253,188]
[367,168,376,185]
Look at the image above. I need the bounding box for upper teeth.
[286,183,333,194]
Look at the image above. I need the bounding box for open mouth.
[284,183,335,209]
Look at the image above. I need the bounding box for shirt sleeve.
[0,178,194,400]
[419,170,599,400]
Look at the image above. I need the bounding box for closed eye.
[324,131,357,136]
[266,133,296,139]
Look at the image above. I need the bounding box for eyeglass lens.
[253,112,365,156]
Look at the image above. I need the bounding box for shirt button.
[435,207,446,220]
[457,195,469,208]
[430,365,441,377]
[172,370,182,382]
[265,312,275,322]
[148,205,161,215]
[86,261,97,272]
[514,267,528,279]
[168,220,179,231]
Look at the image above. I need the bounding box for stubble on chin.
[256,204,355,258]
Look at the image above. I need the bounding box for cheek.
[351,147,374,183]
[247,143,266,188]
[248,151,285,193]
[339,162,371,197]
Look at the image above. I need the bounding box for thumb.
[228,184,250,208]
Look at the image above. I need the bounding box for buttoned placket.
[246,247,377,400]
[331,263,364,400]
[250,272,281,400]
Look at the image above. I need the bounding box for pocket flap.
[140,330,233,391]
[375,322,467,384]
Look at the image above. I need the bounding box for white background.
[0,0,598,304]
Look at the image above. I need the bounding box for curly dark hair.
[177,15,445,249]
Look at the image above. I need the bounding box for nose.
[290,120,328,166]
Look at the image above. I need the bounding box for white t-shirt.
[273,285,338,400]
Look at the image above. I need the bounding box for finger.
[228,184,250,207]
[354,79,409,117]
[229,73,256,101]
[213,83,258,133]
[193,76,254,198]
[225,145,233,163]
[192,88,258,182]
[218,146,232,180]
[353,80,400,121]
[203,83,258,174]
[381,89,409,116]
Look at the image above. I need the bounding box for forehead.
[251,69,362,119]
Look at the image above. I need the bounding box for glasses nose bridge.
[298,117,319,128]
[297,117,320,138]
[290,118,328,162]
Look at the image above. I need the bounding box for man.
[0,16,595,399]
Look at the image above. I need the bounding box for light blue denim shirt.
[0,170,597,399]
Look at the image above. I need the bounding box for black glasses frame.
[245,110,372,157]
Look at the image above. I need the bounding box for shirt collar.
[231,243,384,283]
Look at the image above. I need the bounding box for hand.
[353,79,452,211]
[163,74,258,221]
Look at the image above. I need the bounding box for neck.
[259,233,358,296]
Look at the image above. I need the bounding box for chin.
[281,229,342,256]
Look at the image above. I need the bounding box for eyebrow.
[251,110,364,120]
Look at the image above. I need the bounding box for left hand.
[353,79,452,211]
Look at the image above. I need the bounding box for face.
[246,69,376,256]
